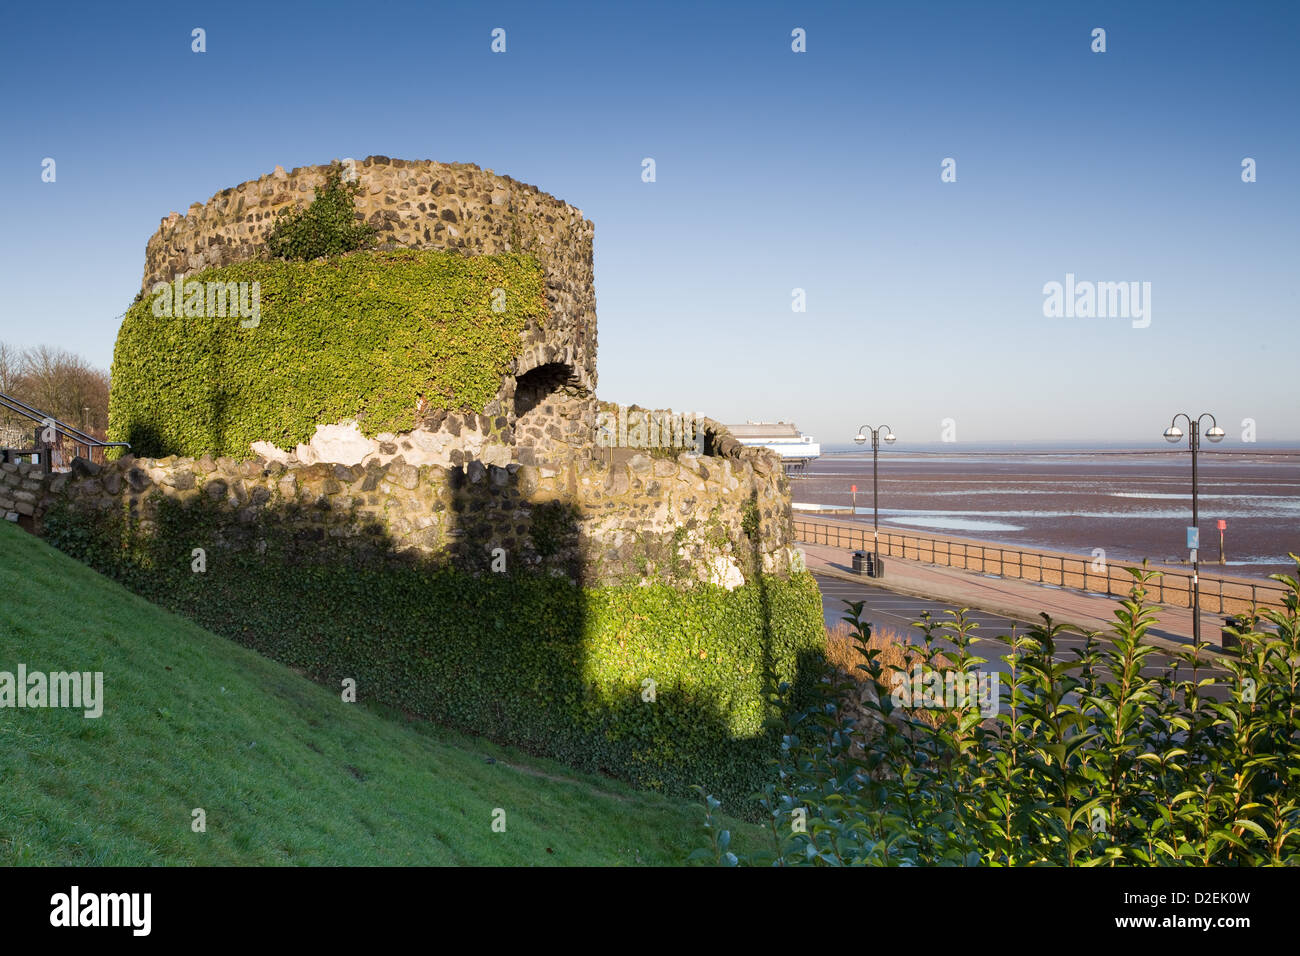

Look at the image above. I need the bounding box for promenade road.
[802,542,1235,651]
[815,574,1218,688]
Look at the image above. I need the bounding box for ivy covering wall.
[42,494,827,814]
[108,249,548,459]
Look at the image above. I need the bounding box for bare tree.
[0,341,111,438]
[0,341,29,445]
[0,340,22,395]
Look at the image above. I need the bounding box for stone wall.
[255,372,601,472]
[139,156,597,397]
[23,439,801,589]
[1,460,66,528]
[510,372,596,466]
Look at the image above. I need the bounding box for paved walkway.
[800,542,1234,654]
[814,573,1202,682]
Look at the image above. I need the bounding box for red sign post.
[851,485,857,514]
[1217,519,1227,564]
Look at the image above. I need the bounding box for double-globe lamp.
[854,424,896,566]
[1163,413,1224,647]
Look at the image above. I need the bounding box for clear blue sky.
[2,0,1296,443]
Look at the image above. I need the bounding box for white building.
[726,422,820,474]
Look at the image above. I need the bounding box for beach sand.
[794,451,1300,581]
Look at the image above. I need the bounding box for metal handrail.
[793,514,1290,615]
[0,391,130,460]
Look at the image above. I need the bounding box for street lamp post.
[1163,412,1225,647]
[854,424,896,568]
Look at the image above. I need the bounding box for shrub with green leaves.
[109,249,548,459]
[265,164,377,261]
[42,494,827,814]
[694,560,1300,866]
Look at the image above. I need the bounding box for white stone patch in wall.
[675,525,747,590]
[251,419,515,469]
[297,421,375,465]
[250,440,291,464]
[478,444,513,467]
[400,428,455,460]
[708,555,746,590]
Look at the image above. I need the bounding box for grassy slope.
[0,521,760,865]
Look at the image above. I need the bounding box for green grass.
[0,521,760,865]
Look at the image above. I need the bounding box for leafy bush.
[266,164,377,261]
[694,561,1300,865]
[42,494,827,814]
[109,250,547,459]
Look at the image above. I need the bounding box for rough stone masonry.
[20,158,803,588]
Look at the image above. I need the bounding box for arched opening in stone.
[512,362,591,466]
[514,363,579,418]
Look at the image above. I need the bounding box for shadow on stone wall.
[40,458,823,812]
[745,488,778,710]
